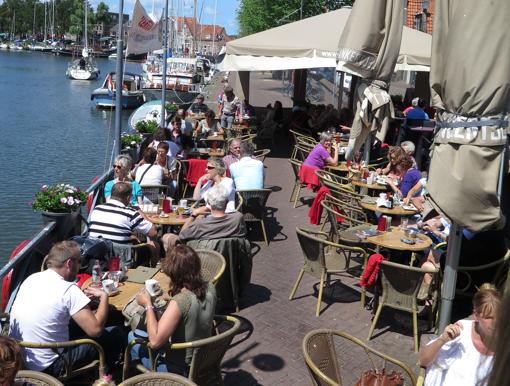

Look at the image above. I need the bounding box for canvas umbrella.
[428,0,510,330]
[336,0,403,161]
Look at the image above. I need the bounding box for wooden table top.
[85,270,169,311]
[188,148,225,158]
[144,212,189,226]
[360,200,420,216]
[351,179,388,191]
[366,227,432,252]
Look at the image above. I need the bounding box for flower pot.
[41,210,82,241]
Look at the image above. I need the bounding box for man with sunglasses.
[9,241,123,377]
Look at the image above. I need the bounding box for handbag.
[122,293,168,332]
[355,369,404,386]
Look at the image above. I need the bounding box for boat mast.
[160,0,169,128]
[212,0,217,56]
[52,0,55,41]
[32,3,36,38]
[113,0,125,158]
[44,4,47,40]
[84,0,88,50]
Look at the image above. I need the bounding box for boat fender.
[1,240,29,312]
[87,176,100,215]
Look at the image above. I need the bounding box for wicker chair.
[320,199,370,242]
[119,372,198,386]
[141,185,170,204]
[195,249,226,285]
[315,169,351,188]
[239,133,257,143]
[17,339,105,382]
[15,370,64,386]
[123,315,241,385]
[253,148,271,162]
[236,189,272,245]
[326,184,364,209]
[289,158,307,208]
[289,228,369,316]
[302,329,417,386]
[294,143,313,162]
[367,261,439,352]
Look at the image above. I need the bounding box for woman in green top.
[131,245,217,375]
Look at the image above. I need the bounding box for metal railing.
[0,169,113,311]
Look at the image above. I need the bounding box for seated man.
[9,241,122,376]
[187,94,209,115]
[230,141,264,190]
[162,185,246,252]
[222,138,242,171]
[88,182,159,258]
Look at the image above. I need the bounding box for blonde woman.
[419,284,500,386]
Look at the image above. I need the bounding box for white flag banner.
[126,0,162,55]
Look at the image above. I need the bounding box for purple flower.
[67,197,75,206]
[41,185,48,192]
[60,197,67,204]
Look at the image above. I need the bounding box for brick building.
[405,0,434,34]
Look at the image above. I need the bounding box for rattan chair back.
[124,315,241,385]
[18,339,105,381]
[119,372,198,386]
[303,329,417,386]
[315,169,350,187]
[295,228,328,279]
[15,370,64,386]
[195,249,226,285]
[140,184,169,204]
[253,148,271,162]
[368,261,439,352]
[236,189,271,221]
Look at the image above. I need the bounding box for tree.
[237,0,354,37]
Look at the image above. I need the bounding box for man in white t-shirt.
[9,240,122,377]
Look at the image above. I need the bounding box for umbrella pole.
[363,134,371,165]
[438,223,462,332]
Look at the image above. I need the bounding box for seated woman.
[155,142,177,192]
[134,148,164,186]
[385,153,421,199]
[104,154,143,206]
[419,284,500,386]
[303,132,339,169]
[131,245,217,376]
[376,146,406,180]
[149,127,181,158]
[192,157,236,216]
[194,109,222,142]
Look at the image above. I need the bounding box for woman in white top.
[192,157,236,215]
[134,148,164,186]
[419,284,500,386]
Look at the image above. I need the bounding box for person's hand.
[84,286,107,300]
[199,173,211,182]
[440,323,463,343]
[376,168,382,174]
[136,289,152,308]
[403,197,411,205]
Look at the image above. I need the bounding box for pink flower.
[41,185,48,192]
[67,197,75,206]
[60,197,67,204]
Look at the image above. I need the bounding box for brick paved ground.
[220,151,438,385]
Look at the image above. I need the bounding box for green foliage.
[135,120,159,134]
[32,183,87,213]
[121,133,143,148]
[237,0,354,36]
[165,102,178,113]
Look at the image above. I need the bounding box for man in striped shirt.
[89,182,158,247]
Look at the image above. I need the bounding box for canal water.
[0,50,143,265]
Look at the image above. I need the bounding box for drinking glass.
[400,217,409,229]
[177,206,186,215]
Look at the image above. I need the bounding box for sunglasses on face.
[113,165,122,169]
[206,166,215,170]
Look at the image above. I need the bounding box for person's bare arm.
[404,181,424,205]
[137,289,181,349]
[325,146,339,166]
[419,323,462,367]
[72,288,109,337]
[192,175,209,200]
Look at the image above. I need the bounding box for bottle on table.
[92,259,102,283]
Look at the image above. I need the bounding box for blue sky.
[90,0,240,35]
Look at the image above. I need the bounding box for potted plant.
[121,133,143,162]
[135,120,159,136]
[32,183,87,239]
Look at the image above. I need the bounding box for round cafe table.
[351,179,388,191]
[327,161,349,174]
[144,212,189,227]
[366,226,432,253]
[360,200,420,216]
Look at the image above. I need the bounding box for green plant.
[165,102,178,113]
[121,133,143,149]
[32,183,87,213]
[135,120,159,134]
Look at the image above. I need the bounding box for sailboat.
[66,0,99,80]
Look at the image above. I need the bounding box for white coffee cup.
[145,279,161,297]
[379,193,388,200]
[102,279,117,295]
[179,199,188,208]
[367,174,374,185]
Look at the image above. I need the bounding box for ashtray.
[159,213,169,218]
[400,237,416,245]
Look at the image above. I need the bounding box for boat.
[91,72,145,109]
[141,56,203,103]
[128,99,171,129]
[66,0,99,80]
